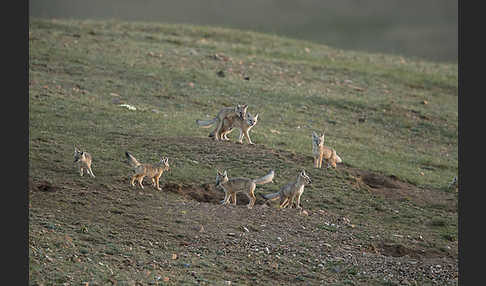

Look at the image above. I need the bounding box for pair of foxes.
[73,146,170,192]
[216,168,312,210]
[196,104,258,144]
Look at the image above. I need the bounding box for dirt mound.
[163,182,267,206]
[347,168,456,210]
[377,242,444,259]
[29,179,60,193]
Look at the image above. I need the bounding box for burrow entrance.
[163,182,267,206]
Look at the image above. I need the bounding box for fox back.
[219,112,259,143]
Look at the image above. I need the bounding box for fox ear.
[254,114,259,120]
[223,170,227,176]
[312,131,318,138]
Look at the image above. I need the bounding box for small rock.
[172,253,178,260]
[217,70,225,77]
[227,233,236,237]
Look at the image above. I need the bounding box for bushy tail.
[125,152,141,168]
[334,150,342,163]
[253,170,275,185]
[196,117,217,128]
[259,191,280,201]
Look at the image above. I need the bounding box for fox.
[196,104,248,141]
[211,111,259,144]
[260,169,311,209]
[312,131,342,169]
[73,146,95,178]
[215,169,275,209]
[125,151,170,191]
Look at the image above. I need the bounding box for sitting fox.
[260,169,311,209]
[216,169,274,209]
[125,152,170,191]
[73,146,95,178]
[196,104,248,141]
[312,131,342,168]
[210,111,259,144]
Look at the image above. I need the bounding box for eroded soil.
[29,136,458,285]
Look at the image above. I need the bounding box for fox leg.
[130,175,137,187]
[243,129,253,145]
[214,120,224,141]
[154,175,162,191]
[87,166,95,178]
[279,197,290,208]
[137,175,145,189]
[247,186,256,209]
[313,156,319,168]
[319,154,324,168]
[294,193,303,209]
[79,167,84,177]
[231,193,237,205]
[221,191,231,205]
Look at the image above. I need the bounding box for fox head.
[246,112,259,127]
[215,170,229,186]
[236,104,248,120]
[312,131,325,147]
[298,169,312,185]
[159,157,170,170]
[73,146,85,163]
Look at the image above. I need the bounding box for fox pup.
[260,169,311,209]
[312,131,342,168]
[212,111,259,144]
[216,169,274,209]
[73,146,95,178]
[196,104,248,141]
[125,151,170,191]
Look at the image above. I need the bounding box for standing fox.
[260,169,311,209]
[196,104,248,141]
[312,131,342,169]
[73,146,95,178]
[216,169,274,209]
[211,111,259,144]
[125,152,170,191]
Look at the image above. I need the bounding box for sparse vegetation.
[29,19,457,285]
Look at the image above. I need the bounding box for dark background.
[30,0,457,63]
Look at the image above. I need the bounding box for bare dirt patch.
[347,168,456,211]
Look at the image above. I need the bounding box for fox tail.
[125,151,141,168]
[253,170,275,185]
[196,117,217,128]
[260,191,280,201]
[334,150,342,163]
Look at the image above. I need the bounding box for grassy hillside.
[29,19,458,285]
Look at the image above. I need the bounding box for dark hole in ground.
[31,180,60,193]
[378,242,444,259]
[163,182,267,206]
[361,172,400,189]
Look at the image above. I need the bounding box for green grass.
[29,18,457,190]
[29,18,458,285]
